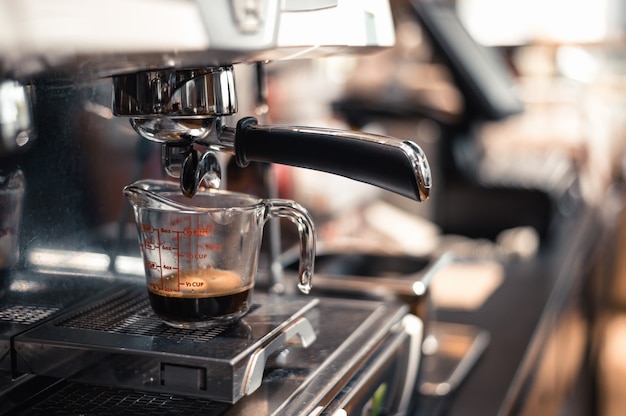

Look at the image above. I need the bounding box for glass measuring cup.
[124,179,315,329]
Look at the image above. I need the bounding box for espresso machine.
[0,1,434,414]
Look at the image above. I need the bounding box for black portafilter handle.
[233,117,432,202]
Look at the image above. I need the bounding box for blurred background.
[245,0,626,414]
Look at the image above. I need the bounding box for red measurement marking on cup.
[151,283,177,293]
[142,238,157,250]
[183,223,214,237]
[179,252,208,260]
[199,243,222,251]
[182,280,205,288]
[175,231,181,292]
[170,216,188,227]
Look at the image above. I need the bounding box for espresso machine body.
[0,1,432,414]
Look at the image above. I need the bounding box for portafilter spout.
[112,66,431,201]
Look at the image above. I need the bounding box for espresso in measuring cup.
[125,181,316,329]
[148,269,253,327]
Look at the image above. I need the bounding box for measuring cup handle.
[263,199,315,294]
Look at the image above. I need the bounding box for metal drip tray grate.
[56,289,236,342]
[9,290,414,415]
[13,283,320,403]
[29,382,229,415]
[0,272,113,374]
[0,305,59,325]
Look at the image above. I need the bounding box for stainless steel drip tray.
[0,270,116,373]
[12,283,410,406]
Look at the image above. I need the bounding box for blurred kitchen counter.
[412,173,625,415]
